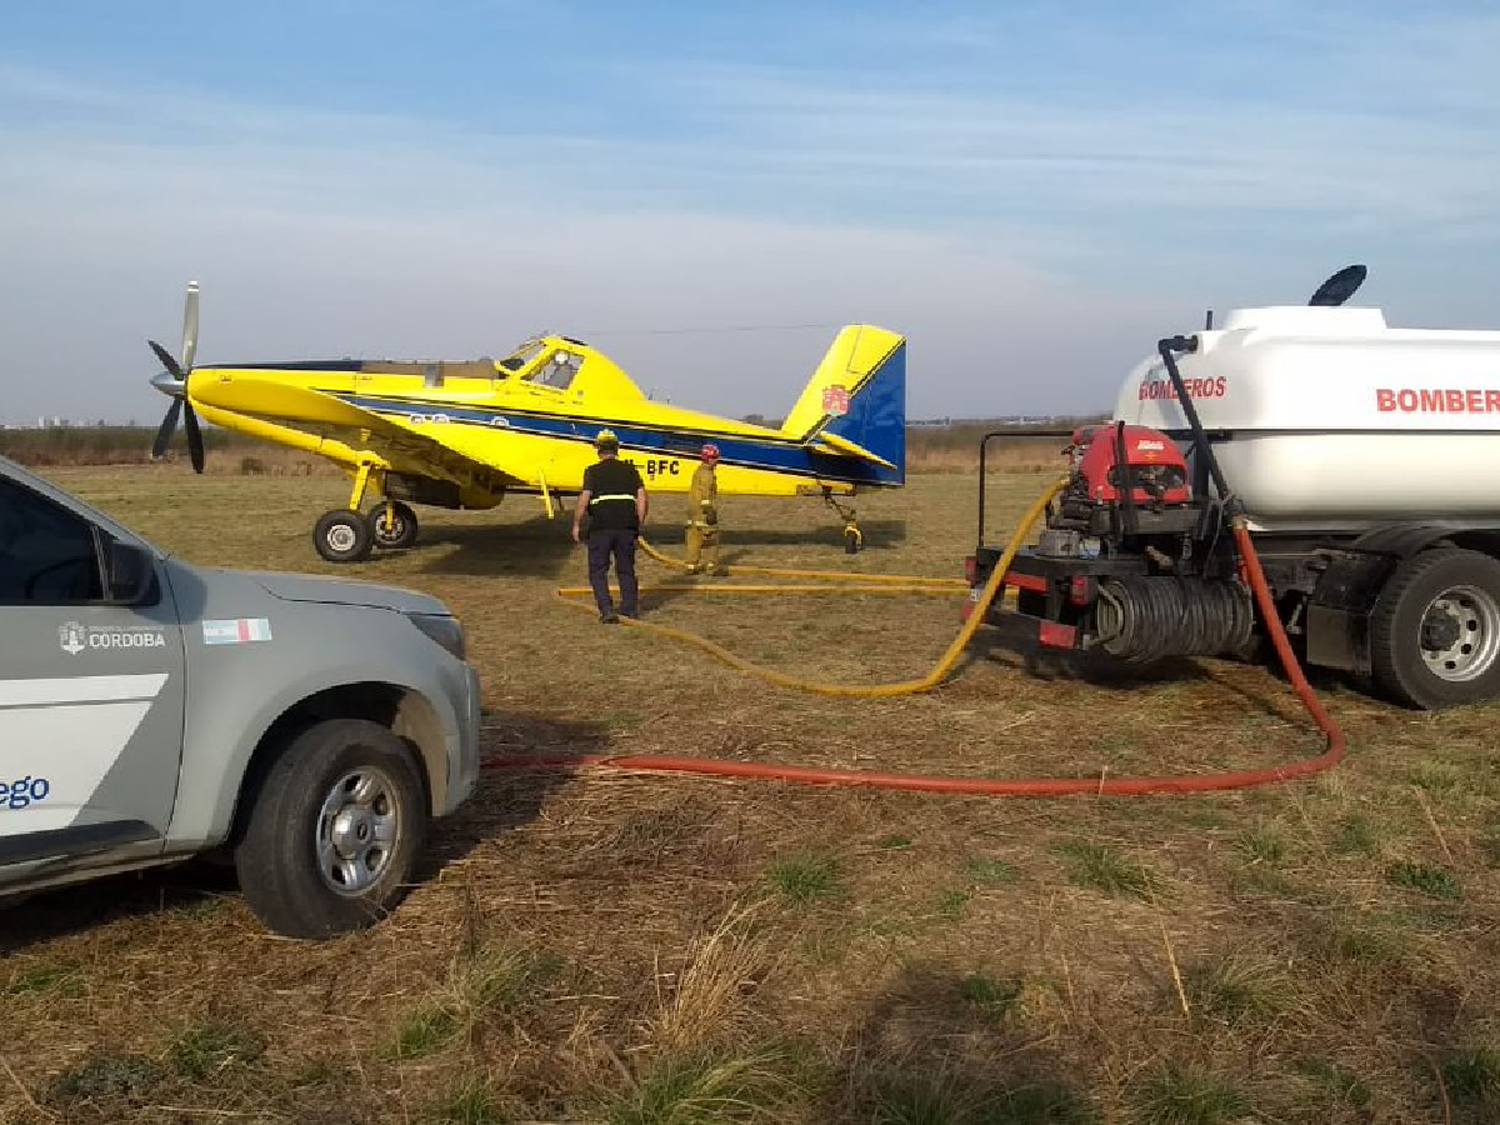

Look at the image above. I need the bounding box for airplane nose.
[151,369,186,399]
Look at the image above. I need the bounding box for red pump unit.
[1068,422,1191,507]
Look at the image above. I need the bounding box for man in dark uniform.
[572,429,648,623]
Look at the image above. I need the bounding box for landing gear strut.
[822,489,862,554]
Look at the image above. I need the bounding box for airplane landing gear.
[370,501,419,551]
[314,509,374,563]
[821,489,862,554]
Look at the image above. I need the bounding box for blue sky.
[2,0,1498,424]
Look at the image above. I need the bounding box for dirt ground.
[4,465,1500,1125]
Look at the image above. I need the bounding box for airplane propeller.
[148,281,205,473]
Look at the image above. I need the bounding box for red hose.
[481,520,1345,796]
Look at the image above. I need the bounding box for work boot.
[600,612,619,624]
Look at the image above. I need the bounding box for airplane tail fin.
[780,325,906,485]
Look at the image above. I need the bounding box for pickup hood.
[242,570,450,615]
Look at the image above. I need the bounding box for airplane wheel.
[369,501,418,550]
[845,527,862,554]
[314,510,373,563]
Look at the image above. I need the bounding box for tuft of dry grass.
[652,901,777,1053]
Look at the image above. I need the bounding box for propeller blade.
[149,339,185,382]
[1309,264,1367,307]
[181,281,200,370]
[151,399,183,459]
[183,398,205,474]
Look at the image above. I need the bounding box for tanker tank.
[1114,305,1500,532]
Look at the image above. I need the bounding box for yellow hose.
[635,535,968,587]
[554,476,1068,697]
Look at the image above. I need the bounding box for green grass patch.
[1331,813,1379,856]
[957,973,1023,1021]
[1129,1062,1248,1125]
[469,948,562,1015]
[935,888,973,920]
[1327,923,1402,966]
[962,857,1020,885]
[392,945,562,1060]
[607,1047,801,1125]
[48,1054,165,1101]
[1236,821,1286,866]
[291,1058,344,1089]
[164,1020,265,1081]
[1385,860,1462,900]
[393,1005,462,1060]
[1053,840,1156,900]
[878,834,914,850]
[422,1078,510,1125]
[870,1072,1092,1124]
[1295,1057,1372,1110]
[1182,957,1290,1026]
[3,959,84,999]
[1442,1045,1500,1111]
[768,852,843,904]
[1407,761,1464,792]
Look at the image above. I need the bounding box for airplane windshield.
[498,341,545,373]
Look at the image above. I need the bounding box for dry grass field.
[5,462,1500,1124]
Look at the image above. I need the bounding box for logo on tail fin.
[822,385,850,417]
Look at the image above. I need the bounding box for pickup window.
[0,478,103,603]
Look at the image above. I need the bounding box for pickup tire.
[1370,548,1500,710]
[234,718,428,939]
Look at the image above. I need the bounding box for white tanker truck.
[967,265,1500,710]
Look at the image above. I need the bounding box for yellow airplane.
[147,283,907,562]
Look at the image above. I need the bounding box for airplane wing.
[190,377,527,492]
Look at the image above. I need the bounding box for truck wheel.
[369,501,419,550]
[1369,549,1500,710]
[314,509,373,563]
[234,719,428,939]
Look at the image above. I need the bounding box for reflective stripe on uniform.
[590,493,636,505]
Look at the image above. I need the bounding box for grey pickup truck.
[0,453,480,938]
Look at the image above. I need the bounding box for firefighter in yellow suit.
[685,443,724,575]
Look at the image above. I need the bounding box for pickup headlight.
[408,612,466,661]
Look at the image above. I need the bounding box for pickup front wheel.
[234,719,428,939]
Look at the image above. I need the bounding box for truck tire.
[233,719,428,939]
[1369,548,1500,710]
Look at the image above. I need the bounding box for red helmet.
[700,443,720,462]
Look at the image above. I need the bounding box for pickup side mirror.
[103,539,156,605]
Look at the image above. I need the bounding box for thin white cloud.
[1,6,1497,427]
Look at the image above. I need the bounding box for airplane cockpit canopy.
[497,339,546,373]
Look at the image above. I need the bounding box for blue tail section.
[822,339,906,486]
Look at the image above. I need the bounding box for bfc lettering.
[626,458,681,478]
[1376,388,1500,414]
[1138,376,1227,401]
[0,776,51,811]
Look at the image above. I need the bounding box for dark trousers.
[586,528,638,617]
